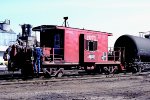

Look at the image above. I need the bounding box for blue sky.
[1,0,150,46]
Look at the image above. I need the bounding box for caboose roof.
[32,25,112,36]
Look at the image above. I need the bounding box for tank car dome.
[114,35,150,62]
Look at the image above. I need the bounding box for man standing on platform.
[33,44,43,77]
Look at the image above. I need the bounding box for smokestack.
[21,24,32,37]
[63,17,69,27]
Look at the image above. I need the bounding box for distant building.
[0,20,17,67]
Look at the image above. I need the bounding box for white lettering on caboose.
[86,35,97,41]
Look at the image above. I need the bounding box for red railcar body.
[32,25,123,74]
[33,26,113,62]
[59,26,111,63]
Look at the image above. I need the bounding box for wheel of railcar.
[55,68,64,78]
[42,68,52,78]
[132,67,138,74]
[112,66,119,74]
[57,71,63,78]
[103,67,110,75]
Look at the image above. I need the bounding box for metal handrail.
[51,48,64,63]
[108,47,125,62]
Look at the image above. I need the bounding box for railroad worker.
[33,44,43,77]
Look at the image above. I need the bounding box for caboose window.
[89,41,93,51]
[54,33,60,47]
[86,40,97,51]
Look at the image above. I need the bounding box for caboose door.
[79,34,98,63]
[79,34,84,63]
[53,30,64,60]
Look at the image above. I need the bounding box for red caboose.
[32,25,123,76]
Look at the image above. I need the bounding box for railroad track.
[0,71,150,85]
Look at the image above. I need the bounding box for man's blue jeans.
[34,59,40,74]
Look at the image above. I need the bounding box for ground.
[0,73,150,100]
